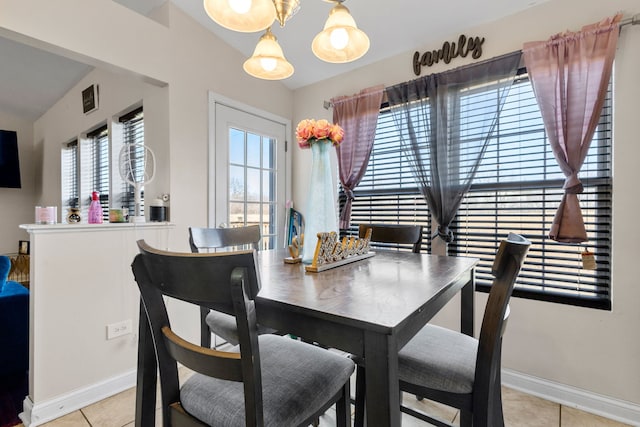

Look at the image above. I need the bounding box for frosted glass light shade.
[243,28,294,80]
[312,3,369,63]
[203,0,276,33]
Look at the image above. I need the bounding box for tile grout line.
[559,403,562,426]
[80,408,92,426]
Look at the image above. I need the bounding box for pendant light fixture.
[203,0,369,80]
[273,0,300,27]
[312,1,370,63]
[203,0,276,33]
[243,27,294,80]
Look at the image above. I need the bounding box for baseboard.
[19,369,137,427]
[502,368,640,426]
[16,367,639,426]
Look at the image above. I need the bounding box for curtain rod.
[620,13,640,27]
[323,13,639,109]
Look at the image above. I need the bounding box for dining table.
[135,248,478,427]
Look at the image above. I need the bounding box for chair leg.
[354,365,366,427]
[488,369,505,427]
[336,381,351,427]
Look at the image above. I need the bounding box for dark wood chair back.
[394,233,530,427]
[132,240,265,425]
[472,232,530,425]
[188,226,262,347]
[189,225,261,252]
[358,223,423,253]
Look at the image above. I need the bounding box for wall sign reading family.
[413,35,485,76]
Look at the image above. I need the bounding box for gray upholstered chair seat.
[181,334,354,426]
[204,310,239,345]
[398,324,478,394]
[205,310,276,346]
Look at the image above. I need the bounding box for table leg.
[135,301,157,427]
[364,330,401,427]
[461,273,475,337]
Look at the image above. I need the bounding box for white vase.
[302,141,338,264]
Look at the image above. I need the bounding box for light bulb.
[228,0,252,14]
[329,27,349,50]
[260,57,277,71]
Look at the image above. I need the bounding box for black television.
[0,130,21,188]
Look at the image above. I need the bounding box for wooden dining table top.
[255,248,479,342]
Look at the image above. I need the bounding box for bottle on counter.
[88,191,103,224]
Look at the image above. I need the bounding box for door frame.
[207,91,292,247]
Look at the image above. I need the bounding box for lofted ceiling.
[0,0,549,120]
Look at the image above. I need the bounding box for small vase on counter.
[66,207,81,223]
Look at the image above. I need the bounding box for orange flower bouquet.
[296,119,344,149]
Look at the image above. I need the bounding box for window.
[84,125,110,221]
[340,108,431,253]
[60,107,145,223]
[449,74,611,310]
[228,128,278,249]
[343,72,612,309]
[61,140,78,211]
[62,125,110,222]
[118,107,144,215]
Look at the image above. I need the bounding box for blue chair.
[0,255,29,379]
[0,254,29,427]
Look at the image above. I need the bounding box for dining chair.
[357,223,423,253]
[132,240,354,427]
[354,232,530,427]
[188,225,274,348]
[188,225,261,253]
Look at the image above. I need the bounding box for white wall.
[0,111,34,253]
[292,0,640,408]
[0,0,170,85]
[23,223,172,424]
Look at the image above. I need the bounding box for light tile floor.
[21,371,632,427]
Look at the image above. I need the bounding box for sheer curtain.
[523,14,620,243]
[386,51,521,243]
[332,85,385,229]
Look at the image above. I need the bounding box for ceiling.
[0,0,548,120]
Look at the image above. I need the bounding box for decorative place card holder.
[304,229,374,273]
[284,234,304,264]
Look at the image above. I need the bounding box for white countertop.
[20,222,174,233]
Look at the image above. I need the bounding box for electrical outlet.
[106,319,133,340]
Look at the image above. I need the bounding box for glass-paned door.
[214,103,286,249]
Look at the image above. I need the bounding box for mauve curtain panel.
[523,14,621,243]
[332,85,385,229]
